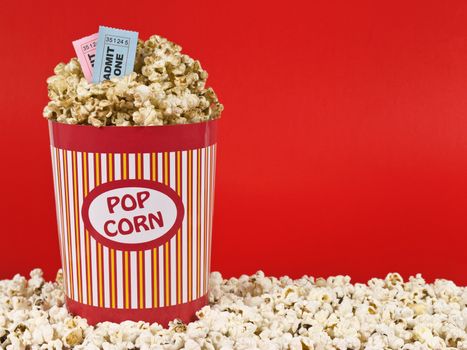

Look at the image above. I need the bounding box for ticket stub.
[92,26,138,83]
[72,33,98,82]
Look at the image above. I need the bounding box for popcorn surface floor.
[0,270,465,350]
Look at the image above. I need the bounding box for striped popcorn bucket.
[48,120,218,325]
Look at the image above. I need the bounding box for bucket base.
[65,295,208,326]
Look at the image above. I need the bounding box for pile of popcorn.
[43,35,223,126]
[0,270,465,350]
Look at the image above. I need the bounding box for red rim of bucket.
[66,294,208,326]
[49,119,218,153]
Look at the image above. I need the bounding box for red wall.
[0,0,466,284]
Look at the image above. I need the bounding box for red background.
[0,1,466,284]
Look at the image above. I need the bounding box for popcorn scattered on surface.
[0,270,465,349]
[44,35,223,126]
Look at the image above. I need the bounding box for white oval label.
[82,180,184,250]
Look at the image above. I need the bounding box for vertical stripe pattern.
[50,145,216,309]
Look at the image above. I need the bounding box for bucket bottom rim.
[65,294,208,326]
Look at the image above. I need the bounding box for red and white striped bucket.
[48,120,217,325]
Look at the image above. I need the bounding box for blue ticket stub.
[92,26,138,83]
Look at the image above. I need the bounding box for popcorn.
[44,35,223,126]
[0,269,465,349]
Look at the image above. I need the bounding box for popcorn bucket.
[48,120,218,325]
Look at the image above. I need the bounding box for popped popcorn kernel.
[43,35,223,126]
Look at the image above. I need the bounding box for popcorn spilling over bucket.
[45,26,223,325]
[49,121,217,325]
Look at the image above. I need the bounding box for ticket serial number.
[105,37,130,46]
[81,42,96,51]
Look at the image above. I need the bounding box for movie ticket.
[92,26,138,83]
[72,33,98,82]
